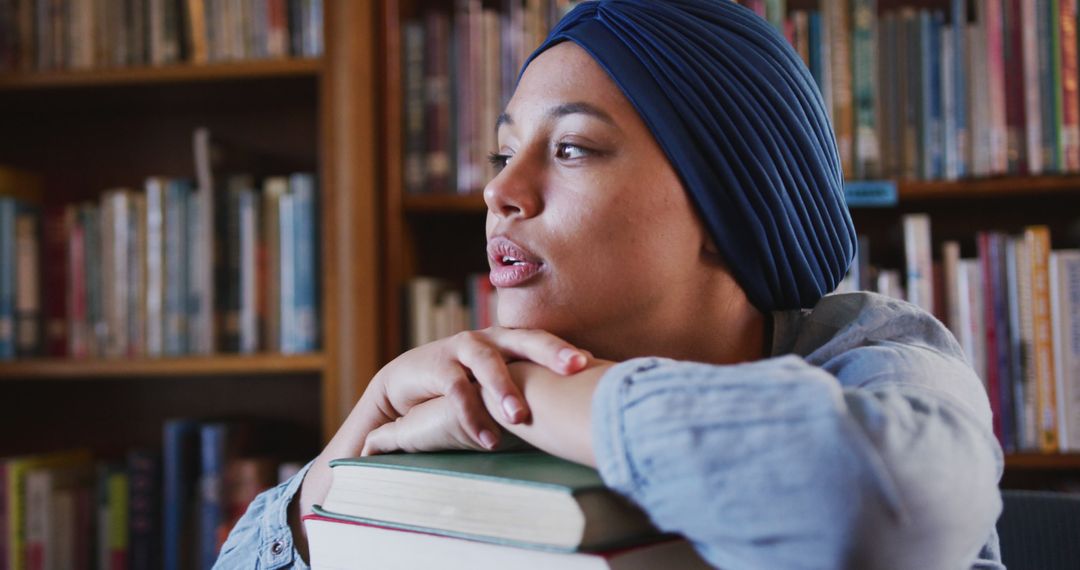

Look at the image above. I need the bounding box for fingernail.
[560,348,584,368]
[502,396,524,422]
[479,430,497,450]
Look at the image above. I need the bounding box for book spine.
[164,182,188,356]
[0,198,16,360]
[189,178,212,355]
[14,206,40,357]
[239,187,258,354]
[1006,237,1030,450]
[145,178,165,356]
[1004,0,1028,174]
[83,205,105,358]
[127,450,161,570]
[1050,251,1080,451]
[902,214,934,314]
[851,0,879,179]
[951,0,969,178]
[1022,0,1044,174]
[199,423,227,570]
[902,9,920,179]
[978,233,1005,446]
[42,207,67,357]
[1027,226,1060,451]
[129,193,147,358]
[941,23,957,180]
[958,259,987,381]
[425,10,452,195]
[1048,0,1064,171]
[24,470,49,570]
[262,178,284,351]
[985,0,1008,174]
[107,469,129,570]
[162,420,197,570]
[1014,237,1038,450]
[277,190,296,353]
[826,0,854,178]
[992,233,1017,451]
[291,173,317,352]
[224,184,242,353]
[67,205,87,358]
[1059,0,1080,170]
[942,241,961,337]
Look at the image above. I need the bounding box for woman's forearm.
[481,360,614,467]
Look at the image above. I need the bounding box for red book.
[1060,0,1080,170]
[42,206,68,357]
[978,233,1004,446]
[1003,0,1028,173]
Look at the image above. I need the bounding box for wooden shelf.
[899,175,1080,200]
[0,58,322,90]
[0,353,325,380]
[401,176,1080,214]
[1005,453,1080,470]
[403,192,487,213]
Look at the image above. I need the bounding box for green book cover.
[329,450,604,493]
[321,451,659,552]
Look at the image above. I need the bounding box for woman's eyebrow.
[495,102,618,132]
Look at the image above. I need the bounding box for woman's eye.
[555,143,588,160]
[487,152,511,170]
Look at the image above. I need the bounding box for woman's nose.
[482,157,542,220]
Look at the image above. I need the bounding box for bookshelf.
[0,0,381,454]
[377,0,1080,489]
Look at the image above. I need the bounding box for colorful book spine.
[978,232,1009,449]
[1026,226,1059,452]
[200,423,228,570]
[826,0,854,178]
[1003,0,1028,174]
[1059,0,1080,170]
[0,198,14,360]
[903,214,934,314]
[984,0,1009,174]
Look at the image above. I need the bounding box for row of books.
[1,420,306,570]
[306,450,710,569]
[400,0,578,195]
[400,0,1080,192]
[751,0,1080,181]
[840,216,1080,454]
[0,147,320,361]
[405,274,497,349]
[0,0,324,72]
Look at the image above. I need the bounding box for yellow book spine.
[1027,226,1059,452]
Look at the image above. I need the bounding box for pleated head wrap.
[522,0,856,312]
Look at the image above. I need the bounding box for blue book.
[951,0,968,178]
[165,180,190,355]
[0,198,15,359]
[163,419,200,570]
[808,11,823,96]
[927,11,945,179]
[290,173,319,353]
[200,423,229,570]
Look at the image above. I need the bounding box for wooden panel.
[322,0,382,439]
[0,58,322,90]
[0,353,325,379]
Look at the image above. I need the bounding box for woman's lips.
[488,236,544,288]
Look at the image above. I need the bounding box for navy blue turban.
[523,0,856,312]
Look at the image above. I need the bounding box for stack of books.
[305,450,711,569]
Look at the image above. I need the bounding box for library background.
[0,0,1077,567]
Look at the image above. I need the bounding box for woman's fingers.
[454,332,529,423]
[361,395,496,456]
[485,328,589,374]
[443,375,503,448]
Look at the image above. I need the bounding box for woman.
[218,1,1003,568]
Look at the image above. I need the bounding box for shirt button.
[270,541,285,556]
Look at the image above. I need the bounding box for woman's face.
[485,42,715,352]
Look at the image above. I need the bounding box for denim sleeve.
[214,460,314,569]
[591,351,1003,570]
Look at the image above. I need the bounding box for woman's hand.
[360,393,529,456]
[292,328,589,558]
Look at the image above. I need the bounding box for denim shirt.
[217,292,1004,569]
